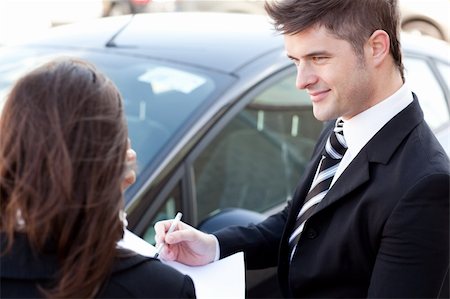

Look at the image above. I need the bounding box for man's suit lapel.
[312,148,370,215]
[311,95,424,219]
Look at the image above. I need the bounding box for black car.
[0,12,449,297]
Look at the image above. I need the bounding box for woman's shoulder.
[98,251,196,298]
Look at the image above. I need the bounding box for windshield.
[0,47,234,182]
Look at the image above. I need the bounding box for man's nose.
[295,63,316,90]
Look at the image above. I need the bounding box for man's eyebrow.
[286,54,298,60]
[286,51,332,60]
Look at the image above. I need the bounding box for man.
[155,0,450,297]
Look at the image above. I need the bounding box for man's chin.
[312,109,334,122]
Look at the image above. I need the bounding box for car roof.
[17,12,450,73]
[26,12,285,74]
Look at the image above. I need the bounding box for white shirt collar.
[342,83,413,160]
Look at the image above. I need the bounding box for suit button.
[305,228,318,239]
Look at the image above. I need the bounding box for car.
[0,12,449,297]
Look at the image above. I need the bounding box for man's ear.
[367,30,390,67]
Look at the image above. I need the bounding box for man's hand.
[154,219,217,266]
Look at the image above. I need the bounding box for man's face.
[284,26,375,121]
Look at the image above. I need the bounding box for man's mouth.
[308,89,330,102]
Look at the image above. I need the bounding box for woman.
[0,58,196,298]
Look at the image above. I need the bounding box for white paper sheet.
[118,229,245,299]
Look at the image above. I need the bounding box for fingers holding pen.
[154,219,217,266]
[154,219,190,260]
[154,219,191,245]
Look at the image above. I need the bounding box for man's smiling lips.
[308,89,331,102]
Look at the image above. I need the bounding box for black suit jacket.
[0,234,196,298]
[215,97,450,298]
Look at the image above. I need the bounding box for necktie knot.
[324,119,347,160]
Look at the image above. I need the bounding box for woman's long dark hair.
[0,58,128,298]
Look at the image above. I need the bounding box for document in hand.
[118,229,245,299]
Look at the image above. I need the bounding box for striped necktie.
[289,119,347,258]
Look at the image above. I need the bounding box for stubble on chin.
[312,103,339,122]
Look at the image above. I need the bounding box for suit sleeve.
[214,202,290,270]
[368,173,450,298]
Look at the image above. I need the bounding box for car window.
[192,73,323,221]
[403,56,450,130]
[0,47,235,207]
[107,63,216,175]
[0,48,223,170]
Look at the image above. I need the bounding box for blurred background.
[0,0,449,46]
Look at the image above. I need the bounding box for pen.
[154,212,183,258]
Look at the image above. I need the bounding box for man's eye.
[312,57,328,64]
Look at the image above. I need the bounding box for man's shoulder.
[408,120,449,171]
